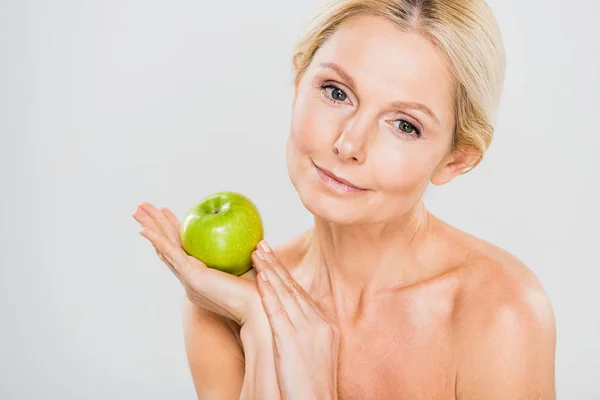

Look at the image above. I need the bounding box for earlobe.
[430,152,455,186]
[430,147,479,186]
[430,164,453,186]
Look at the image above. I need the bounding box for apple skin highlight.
[180,191,264,276]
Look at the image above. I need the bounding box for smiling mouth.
[312,162,367,192]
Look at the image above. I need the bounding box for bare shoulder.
[453,234,556,331]
[449,231,557,399]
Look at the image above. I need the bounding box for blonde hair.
[291,0,506,172]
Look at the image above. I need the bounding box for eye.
[394,120,421,137]
[323,84,348,102]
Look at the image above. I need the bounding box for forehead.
[310,14,455,125]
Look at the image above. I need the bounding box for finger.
[139,203,180,246]
[252,247,312,325]
[139,226,197,280]
[256,270,295,344]
[133,205,170,260]
[257,240,317,308]
[160,207,182,247]
[140,227,257,325]
[140,227,184,282]
[133,204,164,239]
[256,241,302,292]
[161,207,181,231]
[158,250,184,280]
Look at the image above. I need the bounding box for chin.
[301,190,365,225]
[287,162,371,225]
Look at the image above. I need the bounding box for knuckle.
[162,247,174,262]
[162,242,178,261]
[154,235,166,249]
[159,235,171,248]
[283,280,297,295]
[290,280,303,294]
[274,304,288,317]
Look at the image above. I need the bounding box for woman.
[133,0,556,398]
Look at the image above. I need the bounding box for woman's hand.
[134,202,287,399]
[250,240,340,400]
[132,202,261,326]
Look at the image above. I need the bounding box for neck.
[303,201,438,321]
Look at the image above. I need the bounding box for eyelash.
[318,83,422,138]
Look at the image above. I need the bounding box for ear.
[430,146,479,186]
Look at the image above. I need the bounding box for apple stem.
[212,208,219,214]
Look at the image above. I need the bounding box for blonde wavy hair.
[291,0,506,173]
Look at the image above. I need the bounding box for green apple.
[180,191,264,276]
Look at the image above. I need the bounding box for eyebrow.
[317,61,440,126]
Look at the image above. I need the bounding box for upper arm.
[182,296,245,400]
[456,274,557,400]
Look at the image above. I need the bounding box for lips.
[313,162,366,190]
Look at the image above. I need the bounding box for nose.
[332,117,371,164]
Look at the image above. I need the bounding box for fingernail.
[259,271,269,281]
[260,240,271,253]
[255,250,265,260]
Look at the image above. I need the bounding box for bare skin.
[269,14,555,397]
[237,212,555,399]
[138,12,556,399]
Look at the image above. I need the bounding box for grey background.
[1,0,598,398]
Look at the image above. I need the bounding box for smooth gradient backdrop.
[1,0,599,398]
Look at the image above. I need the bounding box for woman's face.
[286,14,463,224]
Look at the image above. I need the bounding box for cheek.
[287,93,328,188]
[371,144,437,193]
[289,93,335,155]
